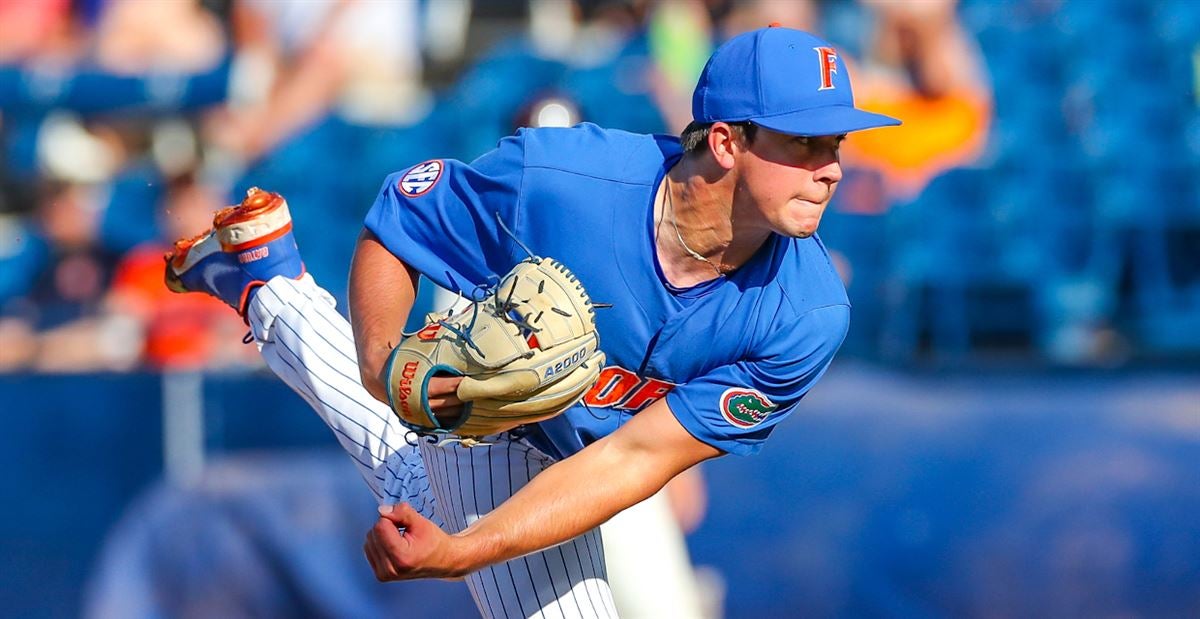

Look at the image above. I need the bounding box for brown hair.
[679,121,758,155]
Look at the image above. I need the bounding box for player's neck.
[654,164,771,287]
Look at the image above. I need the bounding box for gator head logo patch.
[720,388,777,428]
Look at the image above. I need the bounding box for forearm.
[349,229,419,403]
[452,402,722,573]
[459,439,664,570]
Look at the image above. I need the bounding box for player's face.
[734,129,844,238]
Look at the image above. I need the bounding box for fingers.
[377,502,419,528]
[373,504,421,570]
[427,395,463,409]
[427,375,463,397]
[364,524,399,581]
[427,376,464,413]
[366,504,425,581]
[363,504,466,581]
[364,530,390,580]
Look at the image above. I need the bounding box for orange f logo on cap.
[814,46,838,91]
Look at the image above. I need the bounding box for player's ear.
[707,122,739,171]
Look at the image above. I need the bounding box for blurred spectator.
[0,0,80,64]
[30,182,110,319]
[0,0,1196,371]
[713,0,819,36]
[0,179,120,371]
[207,0,428,164]
[560,0,712,136]
[643,0,715,132]
[840,0,992,206]
[92,0,225,74]
[193,0,437,304]
[0,169,259,372]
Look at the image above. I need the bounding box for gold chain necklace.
[664,178,728,277]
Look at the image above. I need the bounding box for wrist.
[448,529,499,576]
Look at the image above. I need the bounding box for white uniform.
[424,292,708,619]
[248,274,705,618]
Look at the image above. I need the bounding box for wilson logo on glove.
[396,362,419,420]
[416,323,442,341]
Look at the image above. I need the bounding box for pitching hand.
[426,375,464,422]
[364,503,470,581]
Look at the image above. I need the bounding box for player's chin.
[775,220,820,239]
[778,205,825,238]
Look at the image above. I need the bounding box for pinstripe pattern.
[250,276,439,522]
[250,275,618,618]
[419,437,617,619]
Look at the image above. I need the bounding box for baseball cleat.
[165,187,304,316]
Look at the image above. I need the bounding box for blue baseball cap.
[692,25,901,136]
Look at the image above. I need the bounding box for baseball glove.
[384,257,605,438]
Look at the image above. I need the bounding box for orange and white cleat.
[165,187,304,316]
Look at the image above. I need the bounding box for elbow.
[363,373,388,405]
[359,359,390,405]
[360,367,378,394]
[351,333,394,405]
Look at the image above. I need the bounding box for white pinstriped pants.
[246,274,620,618]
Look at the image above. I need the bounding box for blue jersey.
[365,123,850,459]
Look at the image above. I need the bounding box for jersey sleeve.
[665,304,850,456]
[363,133,526,295]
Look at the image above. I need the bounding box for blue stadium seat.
[880,168,1049,361]
[0,219,48,310]
[0,60,230,117]
[561,35,670,135]
[1151,0,1200,47]
[442,38,570,160]
[1085,165,1175,316]
[821,168,891,354]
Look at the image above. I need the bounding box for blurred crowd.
[0,0,1196,373]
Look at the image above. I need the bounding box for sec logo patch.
[399,160,443,197]
[719,388,777,428]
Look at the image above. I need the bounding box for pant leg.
[246,274,438,523]
[248,275,633,618]
[419,436,619,619]
[601,490,706,618]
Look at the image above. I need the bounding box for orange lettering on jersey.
[583,365,677,411]
[617,377,676,411]
[583,366,640,407]
[814,46,838,91]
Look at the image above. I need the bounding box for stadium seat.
[880,167,1047,361]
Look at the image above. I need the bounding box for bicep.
[605,397,724,488]
[363,146,525,295]
[663,304,850,455]
[349,228,419,403]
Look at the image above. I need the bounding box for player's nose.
[814,159,842,186]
